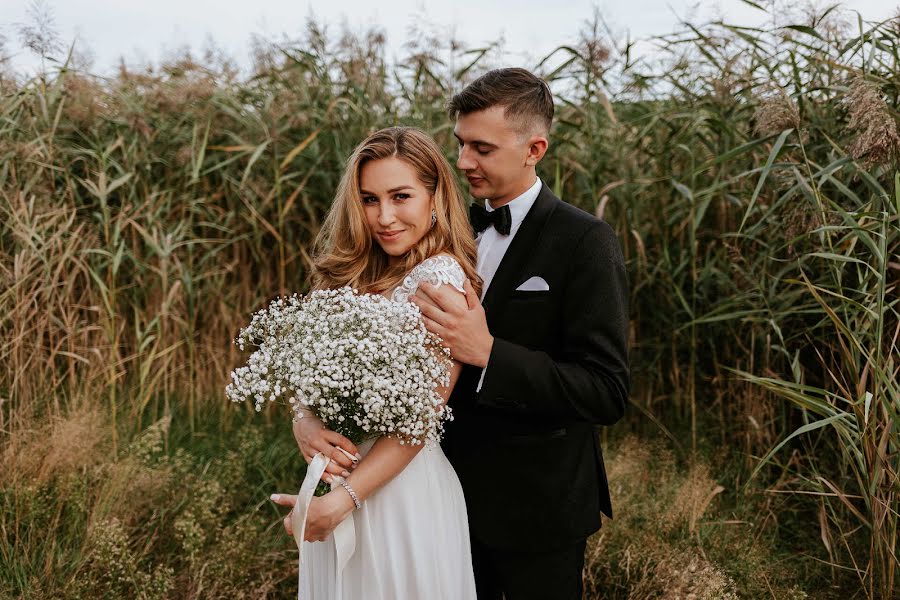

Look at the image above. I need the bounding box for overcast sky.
[1,0,897,76]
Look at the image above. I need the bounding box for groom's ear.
[524,135,549,166]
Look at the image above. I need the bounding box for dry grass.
[844,77,900,168]
[754,86,801,138]
[3,409,108,484]
[0,407,299,599]
[583,436,811,599]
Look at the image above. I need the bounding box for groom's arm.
[414,221,629,425]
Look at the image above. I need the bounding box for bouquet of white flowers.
[226,286,453,446]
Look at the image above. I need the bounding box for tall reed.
[1,4,898,597]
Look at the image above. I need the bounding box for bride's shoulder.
[391,254,466,302]
[416,254,466,281]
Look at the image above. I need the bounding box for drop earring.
[431,209,437,228]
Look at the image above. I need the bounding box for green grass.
[1,403,823,599]
[1,404,305,599]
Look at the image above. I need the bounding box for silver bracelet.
[339,480,361,510]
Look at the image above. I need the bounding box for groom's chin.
[466,180,489,197]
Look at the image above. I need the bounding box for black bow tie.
[469,203,512,235]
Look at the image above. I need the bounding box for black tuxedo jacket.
[444,183,629,552]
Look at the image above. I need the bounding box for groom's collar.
[482,177,542,229]
[480,180,558,315]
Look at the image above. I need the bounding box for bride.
[271,126,480,599]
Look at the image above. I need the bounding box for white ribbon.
[291,452,357,600]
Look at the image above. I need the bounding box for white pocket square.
[515,276,550,292]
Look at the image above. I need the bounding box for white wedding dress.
[299,255,478,600]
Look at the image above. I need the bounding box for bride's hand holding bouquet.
[226,286,453,539]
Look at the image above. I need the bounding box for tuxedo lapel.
[481,184,557,324]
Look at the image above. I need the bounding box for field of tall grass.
[1,3,898,598]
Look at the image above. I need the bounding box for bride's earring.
[430,209,437,228]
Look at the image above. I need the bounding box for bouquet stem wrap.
[291,453,356,600]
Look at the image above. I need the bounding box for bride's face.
[359,157,434,263]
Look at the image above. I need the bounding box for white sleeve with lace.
[390,255,466,303]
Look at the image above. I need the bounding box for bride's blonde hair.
[311,127,481,296]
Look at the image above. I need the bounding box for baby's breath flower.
[226,287,452,445]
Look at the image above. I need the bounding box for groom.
[411,68,629,599]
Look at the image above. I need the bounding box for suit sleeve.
[475,221,629,425]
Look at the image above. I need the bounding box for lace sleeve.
[390,255,467,303]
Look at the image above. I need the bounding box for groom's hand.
[412,279,493,368]
[293,418,361,483]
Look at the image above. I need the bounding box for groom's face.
[454,106,536,205]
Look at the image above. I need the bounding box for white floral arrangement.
[225,287,453,445]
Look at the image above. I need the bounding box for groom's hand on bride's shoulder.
[292,418,361,483]
[412,279,493,369]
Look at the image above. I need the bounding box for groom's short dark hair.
[448,68,554,136]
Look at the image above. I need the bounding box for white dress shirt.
[475,176,543,390]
